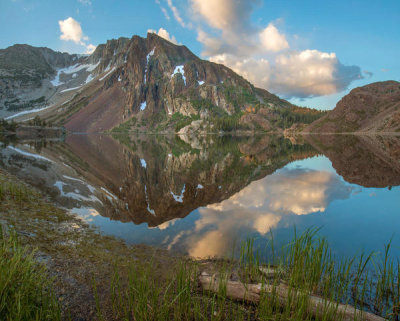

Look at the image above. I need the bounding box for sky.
[1,0,399,109]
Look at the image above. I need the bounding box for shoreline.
[0,166,397,320]
[0,169,184,319]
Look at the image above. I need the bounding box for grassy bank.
[0,230,60,321]
[0,169,398,320]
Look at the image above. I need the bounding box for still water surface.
[1,134,399,260]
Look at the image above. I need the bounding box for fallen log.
[199,272,386,321]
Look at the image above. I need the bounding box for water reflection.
[0,134,399,259]
[182,167,354,258]
[305,135,400,187]
[51,134,319,226]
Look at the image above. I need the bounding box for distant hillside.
[0,34,324,133]
[0,44,83,116]
[305,81,400,133]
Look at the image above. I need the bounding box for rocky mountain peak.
[1,33,323,133]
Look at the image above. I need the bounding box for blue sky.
[1,0,399,109]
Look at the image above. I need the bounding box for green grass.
[92,228,399,321]
[0,229,60,321]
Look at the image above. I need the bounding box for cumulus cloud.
[210,51,361,98]
[58,17,96,54]
[188,0,362,98]
[271,50,361,98]
[192,0,259,57]
[148,28,178,44]
[59,17,87,45]
[259,23,289,52]
[191,0,259,32]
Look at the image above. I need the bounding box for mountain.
[0,33,324,133]
[0,44,83,116]
[305,81,400,133]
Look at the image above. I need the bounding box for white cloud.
[271,50,340,97]
[59,17,88,45]
[59,17,96,55]
[147,28,178,45]
[210,54,272,88]
[259,23,289,52]
[211,49,361,98]
[191,0,259,33]
[189,0,362,98]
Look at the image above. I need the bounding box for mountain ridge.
[305,80,400,133]
[0,33,324,133]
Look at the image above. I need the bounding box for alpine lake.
[1,133,399,262]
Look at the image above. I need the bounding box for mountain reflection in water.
[0,134,399,259]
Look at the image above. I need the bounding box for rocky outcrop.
[55,33,298,133]
[0,44,82,118]
[305,81,400,133]
[1,34,324,132]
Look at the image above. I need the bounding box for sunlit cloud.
[58,17,96,54]
[259,23,289,52]
[187,0,362,98]
[148,27,178,44]
[59,17,88,45]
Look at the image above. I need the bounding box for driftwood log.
[199,272,386,321]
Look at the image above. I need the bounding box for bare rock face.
[305,81,400,133]
[2,33,324,132]
[57,33,295,133]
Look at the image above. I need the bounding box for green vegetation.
[170,112,199,132]
[271,107,327,129]
[0,119,18,133]
[27,115,47,127]
[5,96,47,112]
[111,116,137,132]
[210,112,249,132]
[91,228,399,320]
[0,229,60,321]
[223,85,259,111]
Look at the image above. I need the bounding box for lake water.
[1,133,399,261]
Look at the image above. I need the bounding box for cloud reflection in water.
[180,167,353,258]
